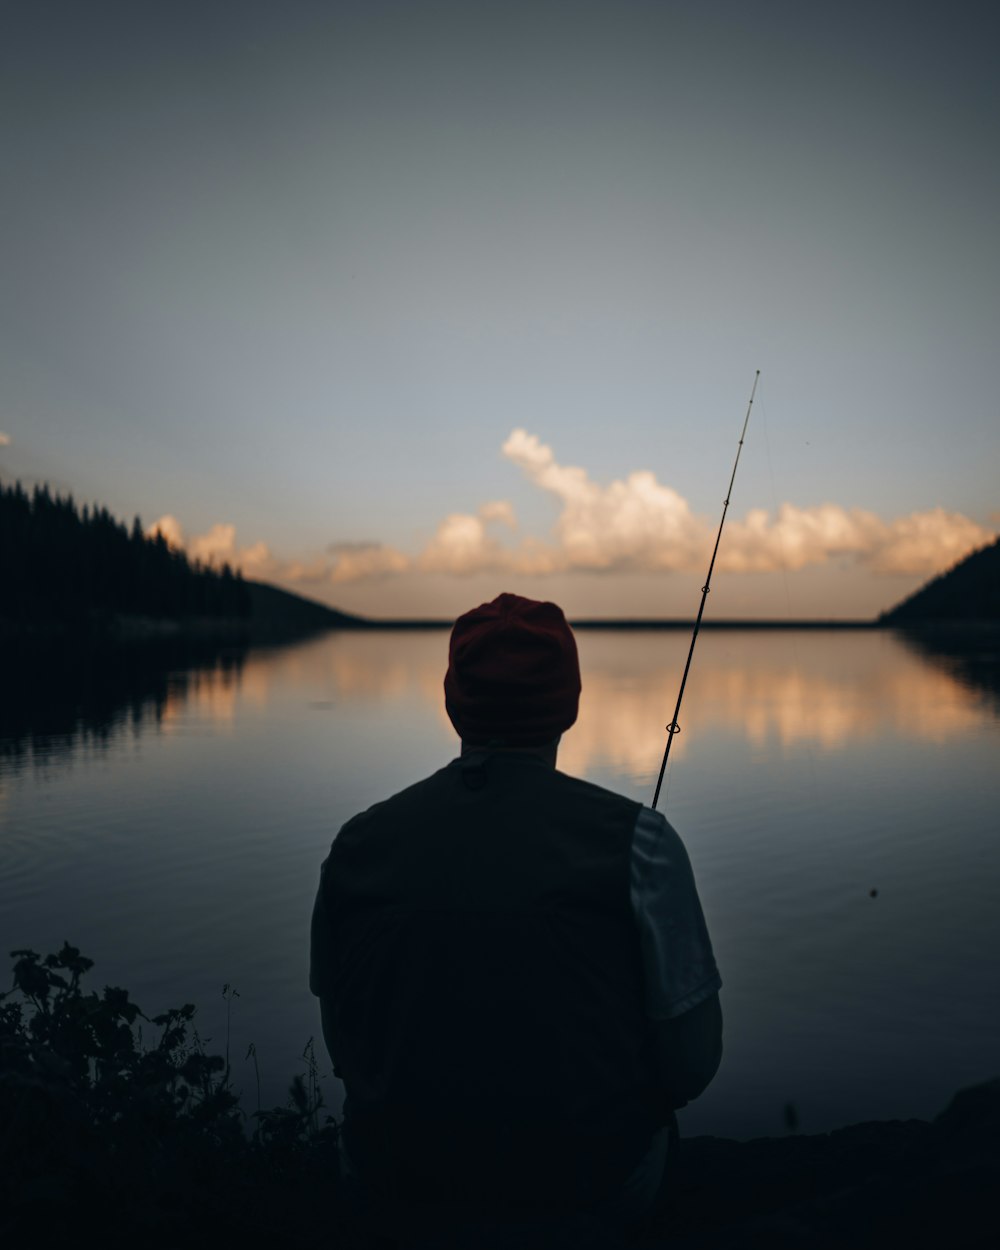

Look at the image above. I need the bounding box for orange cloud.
[147,514,406,586]
[149,433,994,591]
[721,502,992,575]
[500,429,707,573]
[147,514,185,549]
[147,515,277,576]
[496,429,993,579]
[329,543,409,584]
[418,502,520,575]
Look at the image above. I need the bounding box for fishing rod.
[651,370,759,810]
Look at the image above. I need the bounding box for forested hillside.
[244,579,369,635]
[880,537,1000,624]
[0,480,250,629]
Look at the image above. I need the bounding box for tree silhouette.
[0,479,252,628]
[880,538,1000,623]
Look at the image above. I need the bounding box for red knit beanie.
[444,592,581,745]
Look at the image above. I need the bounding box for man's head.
[444,592,581,748]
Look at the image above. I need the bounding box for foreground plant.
[0,944,343,1247]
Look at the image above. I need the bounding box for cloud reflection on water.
[6,629,994,782]
[562,631,990,778]
[181,629,993,777]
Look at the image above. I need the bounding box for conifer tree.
[0,479,252,627]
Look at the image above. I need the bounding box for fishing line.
[651,370,759,811]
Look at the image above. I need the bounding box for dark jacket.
[311,750,662,1214]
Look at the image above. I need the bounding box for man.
[311,593,722,1246]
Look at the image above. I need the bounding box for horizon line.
[348,617,883,630]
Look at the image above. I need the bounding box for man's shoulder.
[630,804,691,867]
[333,759,644,848]
[551,766,643,815]
[334,760,461,839]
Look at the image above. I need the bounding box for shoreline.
[650,1078,998,1247]
[2,1076,995,1247]
[3,614,997,652]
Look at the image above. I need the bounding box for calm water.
[2,628,998,1140]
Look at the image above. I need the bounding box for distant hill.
[0,477,384,643]
[245,580,372,638]
[879,538,1000,625]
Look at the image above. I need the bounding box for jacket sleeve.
[309,855,334,998]
[309,855,346,1075]
[630,807,723,1106]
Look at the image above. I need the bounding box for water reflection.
[564,631,993,777]
[4,629,996,781]
[159,659,248,731]
[3,626,997,1140]
[894,628,1000,716]
[0,639,248,773]
[271,629,997,777]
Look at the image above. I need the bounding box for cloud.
[721,503,993,575]
[147,515,408,587]
[329,543,409,583]
[501,430,707,573]
[862,507,993,575]
[147,515,277,576]
[478,500,517,529]
[418,501,520,575]
[370,430,995,583]
[0,432,10,446]
[188,522,238,567]
[493,429,993,580]
[149,434,995,594]
[282,556,333,583]
[147,514,185,550]
[327,540,386,555]
[233,541,274,576]
[317,541,410,582]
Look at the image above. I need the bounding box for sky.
[2,0,997,620]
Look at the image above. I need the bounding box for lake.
[2,627,998,1141]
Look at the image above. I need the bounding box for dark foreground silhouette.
[1,945,995,1248]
